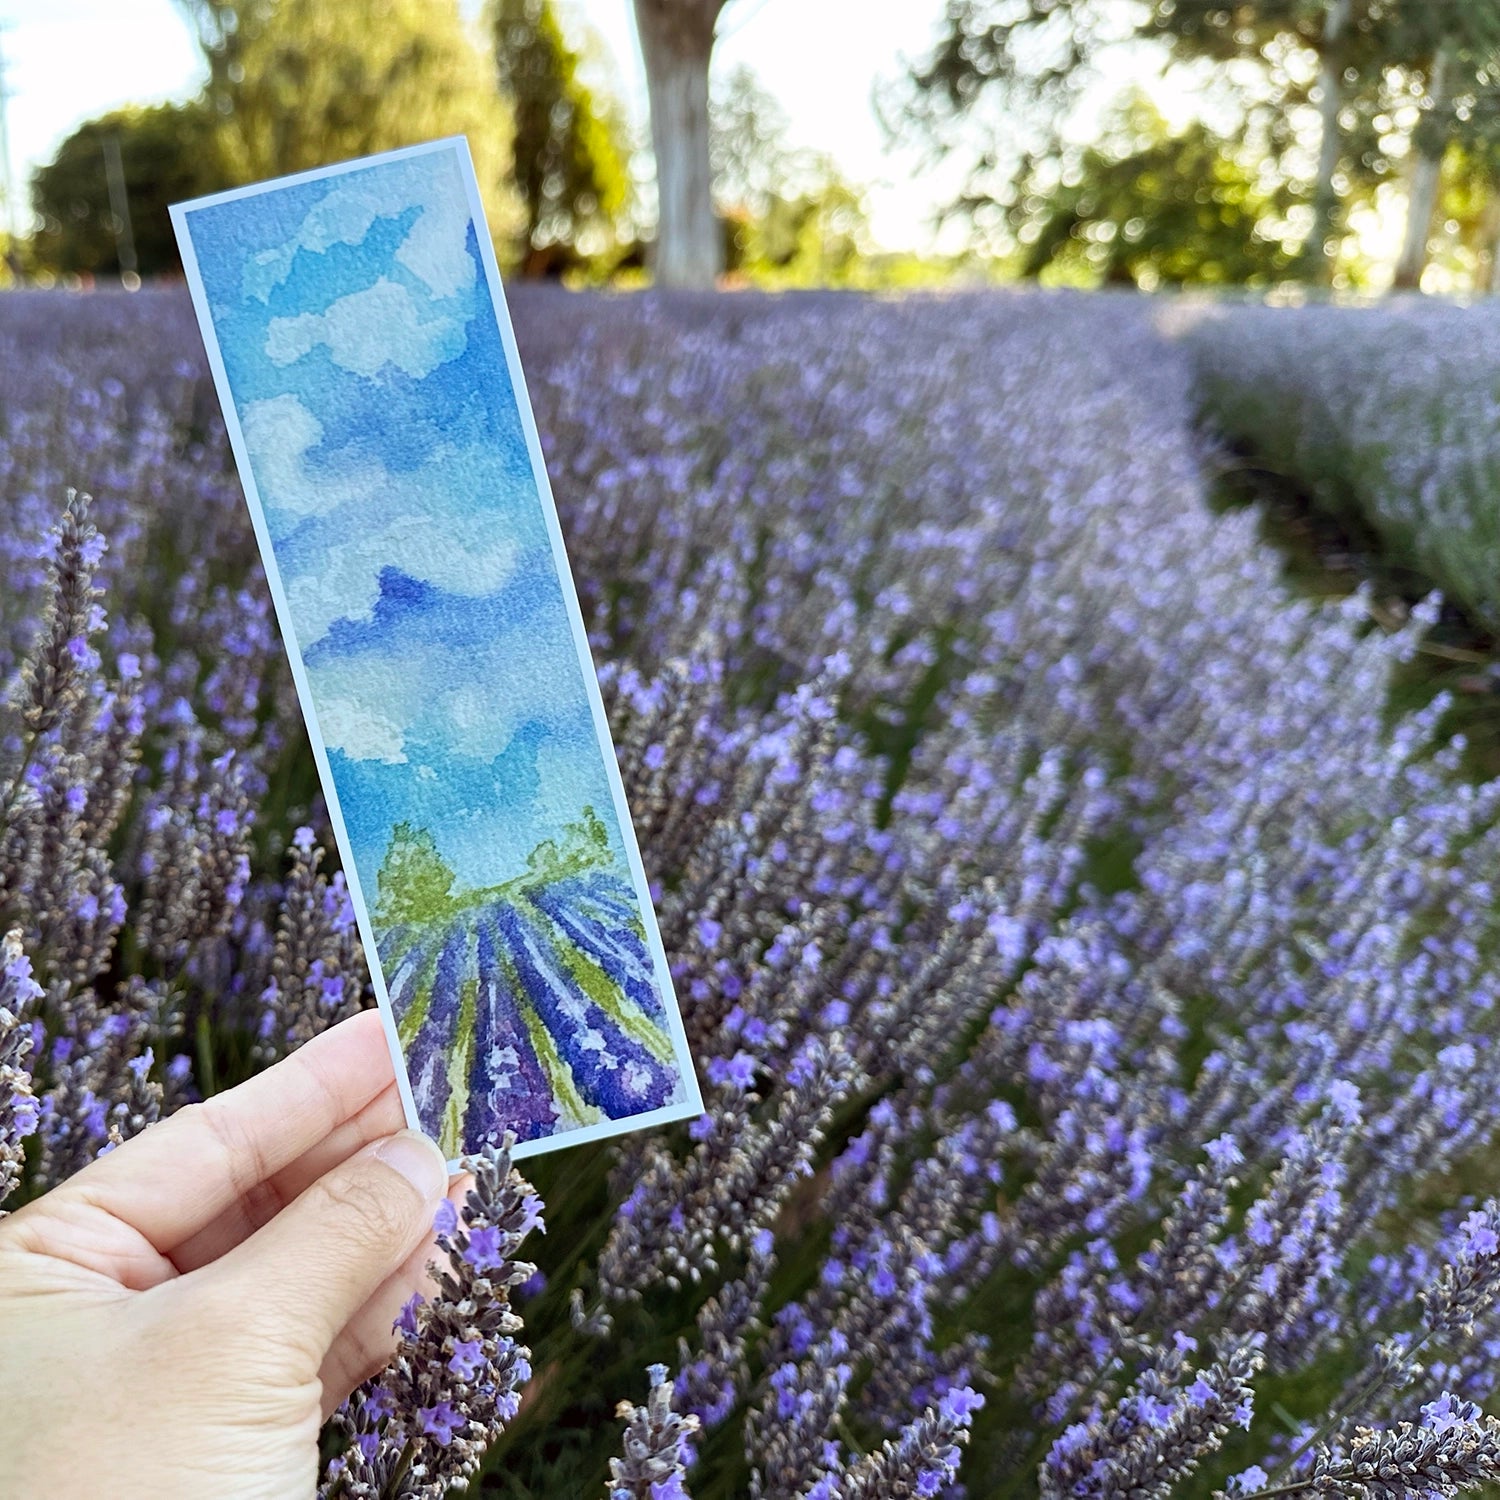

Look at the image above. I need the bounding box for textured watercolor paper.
[171,138,701,1161]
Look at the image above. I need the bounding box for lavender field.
[5,284,1500,1498]
[1178,299,1500,629]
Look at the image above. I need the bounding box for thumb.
[199,1128,450,1363]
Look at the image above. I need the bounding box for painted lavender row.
[1173,296,1500,626]
[380,877,684,1156]
[3,283,1500,1499]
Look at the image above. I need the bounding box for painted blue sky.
[183,145,625,895]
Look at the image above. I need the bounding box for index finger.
[57,1009,406,1255]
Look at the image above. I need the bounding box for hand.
[0,1009,461,1500]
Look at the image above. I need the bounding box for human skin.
[0,1010,463,1499]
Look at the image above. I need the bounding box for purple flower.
[417,1401,463,1445]
[706,1050,757,1091]
[1422,1393,1483,1432]
[940,1386,985,1422]
[1460,1211,1499,1259]
[364,1385,395,1422]
[464,1224,505,1271]
[393,1293,423,1337]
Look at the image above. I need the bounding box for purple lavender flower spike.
[608,1364,700,1500]
[322,1138,541,1497]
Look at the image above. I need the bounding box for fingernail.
[373,1129,448,1198]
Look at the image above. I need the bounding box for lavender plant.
[4,283,1500,1499]
[323,1139,542,1498]
[607,1363,698,1500]
[1172,297,1500,627]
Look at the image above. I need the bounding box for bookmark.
[172,138,701,1161]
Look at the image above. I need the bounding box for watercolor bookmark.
[171,138,701,1162]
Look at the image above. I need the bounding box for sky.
[180,142,631,895]
[0,0,965,251]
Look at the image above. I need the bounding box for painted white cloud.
[241,394,384,518]
[315,696,408,765]
[441,678,519,763]
[266,278,466,379]
[285,509,520,649]
[394,170,477,299]
[395,509,521,598]
[432,621,580,764]
[307,648,424,764]
[244,153,476,303]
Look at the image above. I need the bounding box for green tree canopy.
[490,0,631,275]
[29,102,229,278]
[173,0,521,248]
[1011,96,1296,286]
[896,0,1500,289]
[892,0,1138,250]
[375,823,458,928]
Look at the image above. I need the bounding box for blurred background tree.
[1379,3,1500,288]
[1008,94,1296,287]
[489,0,632,277]
[895,0,1500,293]
[890,0,1140,255]
[712,65,871,284]
[29,102,228,279]
[1142,0,1383,284]
[171,0,520,250]
[16,0,1500,295]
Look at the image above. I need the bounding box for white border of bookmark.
[172,137,703,1165]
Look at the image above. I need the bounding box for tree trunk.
[634,0,723,290]
[1393,46,1453,292]
[1304,0,1352,282]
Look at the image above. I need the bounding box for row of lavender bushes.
[1173,298,1500,629]
[6,285,1500,1498]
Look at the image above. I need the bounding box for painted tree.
[375,823,458,929]
[172,0,520,245]
[632,0,736,289]
[490,0,631,276]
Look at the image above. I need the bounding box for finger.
[55,1010,401,1254]
[198,1128,449,1365]
[317,1174,473,1419]
[169,1080,407,1274]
